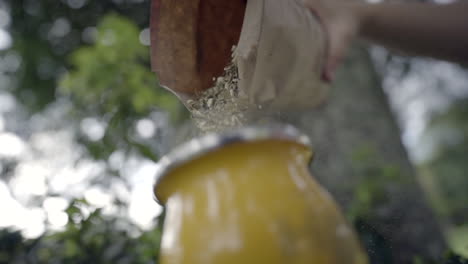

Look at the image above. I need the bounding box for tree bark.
[285,45,446,263]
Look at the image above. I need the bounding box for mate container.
[154,125,368,264]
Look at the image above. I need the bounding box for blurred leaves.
[5,0,152,111]
[1,4,170,263]
[420,98,468,223]
[348,145,407,221]
[418,98,468,257]
[59,13,179,116]
[0,198,162,264]
[412,252,468,264]
[58,13,185,164]
[4,0,186,165]
[1,2,171,264]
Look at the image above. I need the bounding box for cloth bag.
[235,0,329,110]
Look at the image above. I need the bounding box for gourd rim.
[153,124,311,205]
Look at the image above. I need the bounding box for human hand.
[300,0,363,81]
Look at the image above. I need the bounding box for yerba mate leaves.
[186,60,252,133]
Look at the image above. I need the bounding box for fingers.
[299,0,357,82]
[323,30,345,81]
[299,0,324,21]
[298,0,342,82]
[322,18,355,82]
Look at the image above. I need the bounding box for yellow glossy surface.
[155,140,368,264]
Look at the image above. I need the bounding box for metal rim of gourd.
[153,124,312,205]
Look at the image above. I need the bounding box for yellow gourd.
[155,132,368,264]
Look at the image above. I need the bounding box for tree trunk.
[151,0,446,260]
[284,45,446,263]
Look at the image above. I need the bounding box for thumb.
[322,21,354,82]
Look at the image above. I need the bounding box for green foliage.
[4,0,187,163]
[59,13,179,116]
[348,145,407,221]
[446,225,468,260]
[0,199,163,264]
[5,0,154,110]
[58,13,185,163]
[5,0,152,111]
[412,252,468,264]
[420,99,468,223]
[348,146,409,263]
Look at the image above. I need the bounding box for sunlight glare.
[136,118,156,139]
[108,150,125,170]
[80,117,106,141]
[0,181,46,238]
[0,29,11,50]
[22,208,46,238]
[43,197,69,228]
[12,162,48,197]
[85,187,113,207]
[0,9,11,28]
[48,211,69,228]
[0,115,4,132]
[0,93,16,113]
[48,18,71,39]
[139,28,150,46]
[128,161,162,228]
[0,132,26,158]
